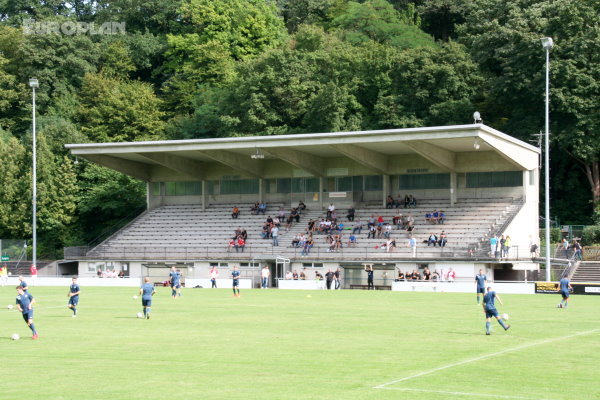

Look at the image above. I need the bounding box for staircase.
[570,262,600,282]
[472,199,524,256]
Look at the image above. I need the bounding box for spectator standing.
[30,264,37,286]
[334,268,341,290]
[408,237,417,257]
[271,225,279,247]
[347,205,355,222]
[210,266,219,288]
[325,269,334,290]
[261,266,270,289]
[365,265,374,290]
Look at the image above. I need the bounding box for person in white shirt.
[210,266,219,288]
[261,266,271,289]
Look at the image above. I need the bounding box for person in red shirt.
[235,237,245,253]
[30,264,37,286]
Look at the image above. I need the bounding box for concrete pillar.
[201,180,207,211]
[522,170,528,201]
[259,178,265,203]
[382,174,390,207]
[146,182,150,210]
[450,172,457,206]
[319,177,324,210]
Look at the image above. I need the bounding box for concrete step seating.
[87,198,517,258]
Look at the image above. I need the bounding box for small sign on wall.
[329,192,347,198]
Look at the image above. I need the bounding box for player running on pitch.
[140,277,156,319]
[482,286,510,335]
[557,275,572,308]
[67,276,81,317]
[475,269,488,305]
[169,266,181,298]
[16,286,38,339]
[231,265,241,298]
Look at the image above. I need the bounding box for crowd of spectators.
[227,227,248,252]
[386,194,417,208]
[395,267,455,282]
[424,209,445,224]
[426,231,448,247]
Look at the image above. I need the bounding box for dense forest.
[0,0,598,258]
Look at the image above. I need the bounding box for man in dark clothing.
[365,265,374,290]
[325,269,334,290]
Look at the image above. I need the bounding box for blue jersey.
[141,283,154,300]
[483,291,497,310]
[16,292,34,313]
[70,284,80,296]
[475,274,487,289]
[232,270,240,281]
[170,271,180,285]
[559,278,570,292]
[20,280,28,290]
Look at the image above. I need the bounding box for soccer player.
[482,286,510,335]
[475,269,488,305]
[16,286,38,339]
[169,266,181,298]
[67,276,81,317]
[18,275,28,292]
[365,265,374,290]
[140,277,156,319]
[557,275,573,308]
[231,265,241,298]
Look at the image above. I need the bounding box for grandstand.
[66,124,541,285]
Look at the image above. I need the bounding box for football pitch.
[0,286,598,400]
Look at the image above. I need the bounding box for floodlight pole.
[29,78,39,271]
[541,38,553,282]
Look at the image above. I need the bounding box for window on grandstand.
[466,171,523,188]
[398,173,450,190]
[165,181,201,196]
[302,263,323,268]
[291,177,320,193]
[364,175,383,191]
[151,182,161,196]
[277,178,292,193]
[220,178,259,194]
[210,262,229,268]
[239,262,260,268]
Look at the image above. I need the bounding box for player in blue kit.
[231,265,241,298]
[475,269,488,305]
[18,275,28,292]
[557,276,572,308]
[67,276,81,317]
[169,266,181,298]
[482,286,510,335]
[140,277,156,319]
[16,286,38,339]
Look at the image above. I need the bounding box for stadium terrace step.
[84,198,518,261]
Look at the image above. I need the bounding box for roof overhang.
[65,124,540,181]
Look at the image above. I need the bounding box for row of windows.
[151,171,524,195]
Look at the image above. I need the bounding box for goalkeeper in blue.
[482,287,510,335]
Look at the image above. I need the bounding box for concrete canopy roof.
[65,124,540,182]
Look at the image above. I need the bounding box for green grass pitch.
[0,285,598,400]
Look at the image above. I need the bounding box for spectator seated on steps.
[231,206,240,219]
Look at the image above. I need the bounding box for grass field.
[0,285,598,400]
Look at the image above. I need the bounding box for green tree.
[77,163,146,243]
[328,0,433,49]
[77,73,165,142]
[458,0,600,211]
[0,130,29,238]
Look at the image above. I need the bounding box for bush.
[581,225,600,246]
[539,228,561,244]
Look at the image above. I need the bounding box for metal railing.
[63,244,531,261]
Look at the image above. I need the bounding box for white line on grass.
[378,387,548,400]
[374,328,600,389]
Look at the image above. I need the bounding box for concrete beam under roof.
[329,144,389,174]
[137,153,206,179]
[480,133,538,170]
[403,141,456,172]
[82,154,152,181]
[198,150,263,178]
[262,147,324,177]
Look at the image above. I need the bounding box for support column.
[450,172,457,207]
[201,180,207,211]
[382,174,390,207]
[522,170,528,201]
[259,178,265,203]
[319,177,324,211]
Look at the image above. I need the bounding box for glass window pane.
[364,175,383,191]
[305,178,319,192]
[151,182,161,196]
[277,178,291,193]
[336,176,353,191]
